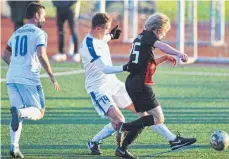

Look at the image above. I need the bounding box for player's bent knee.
[154,116,164,124]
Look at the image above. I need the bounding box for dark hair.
[91,13,112,29]
[26,2,45,19]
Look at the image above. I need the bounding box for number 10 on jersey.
[15,35,28,57]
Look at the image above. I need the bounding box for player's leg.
[67,1,80,58]
[147,106,176,141]
[7,83,25,158]
[126,85,177,144]
[116,114,144,159]
[9,119,24,158]
[52,8,67,61]
[147,106,196,150]
[116,84,157,133]
[88,83,136,155]
[88,122,114,155]
[16,84,45,120]
[9,84,46,158]
[67,8,80,62]
[87,91,125,155]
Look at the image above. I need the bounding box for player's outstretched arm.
[154,40,188,62]
[1,45,12,65]
[94,58,127,74]
[37,46,60,90]
[154,55,177,66]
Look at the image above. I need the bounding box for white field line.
[1,70,229,83]
[0,70,85,83]
[1,66,77,70]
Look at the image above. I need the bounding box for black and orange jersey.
[128,30,159,85]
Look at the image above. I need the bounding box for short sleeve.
[36,31,47,49]
[141,30,159,47]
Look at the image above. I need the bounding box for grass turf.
[1,61,229,159]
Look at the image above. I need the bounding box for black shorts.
[125,74,160,112]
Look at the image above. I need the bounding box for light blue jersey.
[6,24,47,85]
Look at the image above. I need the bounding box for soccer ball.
[210,130,229,151]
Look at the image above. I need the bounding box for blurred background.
[1,0,229,64]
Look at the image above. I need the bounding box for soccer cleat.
[9,145,24,158]
[116,122,125,147]
[115,147,138,159]
[51,53,67,62]
[10,107,19,132]
[169,132,197,150]
[87,140,102,155]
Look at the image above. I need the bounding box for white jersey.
[80,33,122,94]
[6,24,47,85]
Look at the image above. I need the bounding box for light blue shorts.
[7,83,45,110]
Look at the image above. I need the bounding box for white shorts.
[7,83,45,110]
[89,83,132,117]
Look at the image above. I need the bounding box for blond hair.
[144,12,171,32]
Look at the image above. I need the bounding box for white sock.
[10,120,23,147]
[152,124,176,141]
[92,123,115,143]
[19,107,41,120]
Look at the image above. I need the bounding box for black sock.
[123,115,154,131]
[121,128,143,150]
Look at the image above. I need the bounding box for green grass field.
[1,61,229,159]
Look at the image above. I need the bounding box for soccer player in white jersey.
[1,3,60,158]
[80,13,138,157]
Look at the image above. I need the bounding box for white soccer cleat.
[51,53,67,62]
[10,145,24,158]
[72,53,81,63]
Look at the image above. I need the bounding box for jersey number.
[15,35,28,56]
[130,42,141,64]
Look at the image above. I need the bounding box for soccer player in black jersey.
[115,13,196,159]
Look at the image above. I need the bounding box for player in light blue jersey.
[1,2,60,158]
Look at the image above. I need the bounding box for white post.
[100,0,106,13]
[210,0,216,43]
[123,0,129,42]
[132,0,138,40]
[177,0,185,53]
[193,0,198,59]
[219,0,225,42]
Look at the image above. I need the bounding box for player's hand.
[179,53,188,62]
[167,55,177,66]
[53,81,60,91]
[123,62,130,72]
[110,25,122,40]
